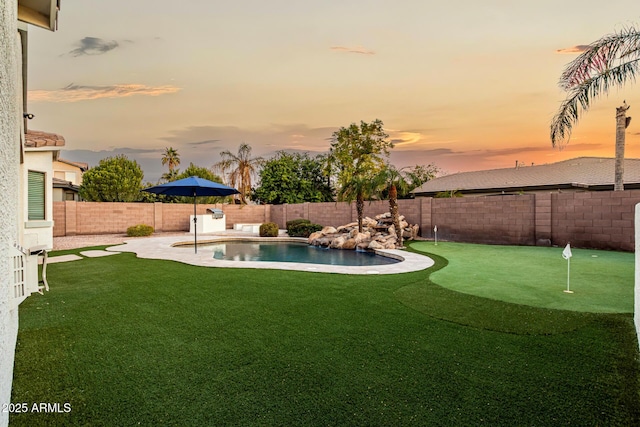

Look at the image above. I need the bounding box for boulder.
[342,238,357,250]
[307,211,419,250]
[321,226,337,234]
[383,241,397,249]
[352,232,370,243]
[315,236,333,247]
[308,231,323,243]
[387,224,396,238]
[330,236,346,249]
[368,240,384,250]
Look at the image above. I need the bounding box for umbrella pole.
[193,193,197,254]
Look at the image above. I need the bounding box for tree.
[253,151,333,204]
[377,165,409,247]
[214,143,264,204]
[329,119,393,232]
[161,147,180,178]
[141,163,229,204]
[174,163,228,204]
[161,169,179,183]
[79,155,144,202]
[403,164,440,195]
[550,26,639,191]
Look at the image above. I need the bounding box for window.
[64,171,76,183]
[28,170,45,220]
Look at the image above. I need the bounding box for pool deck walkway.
[94,230,434,275]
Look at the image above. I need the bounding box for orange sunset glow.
[25,1,640,181]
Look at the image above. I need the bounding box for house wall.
[0,3,21,426]
[53,192,640,251]
[22,149,55,249]
[52,160,83,185]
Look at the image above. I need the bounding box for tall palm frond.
[161,147,181,171]
[551,26,640,147]
[214,143,264,203]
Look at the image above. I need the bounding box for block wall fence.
[53,189,640,251]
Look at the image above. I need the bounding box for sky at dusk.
[26,0,640,182]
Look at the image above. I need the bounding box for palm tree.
[161,147,180,180]
[550,26,639,190]
[329,120,393,232]
[213,143,264,204]
[161,169,179,182]
[338,175,377,234]
[376,165,409,247]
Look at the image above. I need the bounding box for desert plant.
[126,224,154,237]
[259,222,279,237]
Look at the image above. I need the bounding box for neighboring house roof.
[24,129,65,148]
[411,157,640,196]
[57,157,88,171]
[52,177,79,191]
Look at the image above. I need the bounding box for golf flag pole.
[562,243,572,293]
[434,225,438,246]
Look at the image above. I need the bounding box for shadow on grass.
[396,246,604,335]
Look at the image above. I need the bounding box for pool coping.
[106,233,434,275]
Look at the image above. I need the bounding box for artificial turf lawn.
[410,241,634,313]
[9,244,640,426]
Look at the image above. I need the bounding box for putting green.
[408,241,634,313]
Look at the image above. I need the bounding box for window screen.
[28,170,45,220]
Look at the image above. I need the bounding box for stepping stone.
[48,254,83,264]
[80,250,118,258]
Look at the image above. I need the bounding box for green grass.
[410,241,634,313]
[10,244,640,426]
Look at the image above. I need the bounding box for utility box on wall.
[190,209,226,234]
[9,245,43,309]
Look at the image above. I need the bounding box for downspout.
[19,28,27,133]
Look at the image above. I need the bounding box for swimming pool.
[109,235,434,275]
[208,241,399,266]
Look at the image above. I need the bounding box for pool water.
[208,241,399,266]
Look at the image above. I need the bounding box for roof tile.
[24,129,66,148]
[411,157,640,195]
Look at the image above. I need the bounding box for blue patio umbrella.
[142,176,239,253]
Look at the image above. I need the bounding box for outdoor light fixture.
[23,113,34,120]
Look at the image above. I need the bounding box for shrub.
[259,222,279,237]
[288,222,323,238]
[286,218,311,230]
[126,224,154,237]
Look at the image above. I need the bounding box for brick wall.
[77,202,155,234]
[53,201,66,236]
[429,195,536,245]
[53,192,640,251]
[54,202,270,235]
[551,190,640,251]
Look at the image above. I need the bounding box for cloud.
[29,83,181,102]
[555,45,590,54]
[187,139,221,147]
[330,45,375,55]
[69,37,120,56]
[159,124,340,158]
